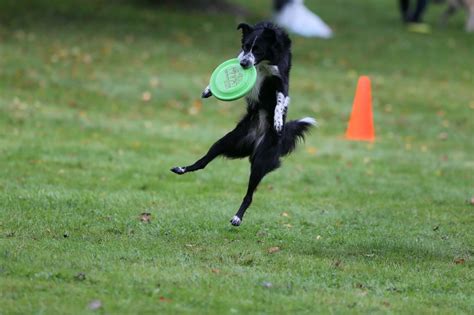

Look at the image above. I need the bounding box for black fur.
[171,22,315,226]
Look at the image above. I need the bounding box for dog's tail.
[281,117,317,156]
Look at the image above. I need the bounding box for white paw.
[171,166,186,175]
[230,215,242,226]
[202,85,212,98]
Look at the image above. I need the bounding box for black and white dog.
[171,22,316,226]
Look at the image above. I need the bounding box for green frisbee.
[209,58,257,101]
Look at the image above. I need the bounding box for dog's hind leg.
[171,134,234,175]
[230,146,281,226]
[170,122,251,175]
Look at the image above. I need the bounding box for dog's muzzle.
[238,52,256,69]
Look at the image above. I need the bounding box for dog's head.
[237,22,291,69]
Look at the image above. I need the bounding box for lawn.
[0,0,473,314]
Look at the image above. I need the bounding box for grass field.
[0,0,473,313]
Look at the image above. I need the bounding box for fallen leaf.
[267,246,280,254]
[281,211,289,217]
[88,300,102,310]
[333,259,342,268]
[140,213,151,223]
[211,268,220,274]
[74,272,86,281]
[438,132,448,140]
[82,54,92,64]
[188,100,202,115]
[149,77,161,88]
[316,235,322,240]
[261,281,272,288]
[142,91,152,102]
[283,223,293,228]
[470,197,474,206]
[306,146,317,155]
[159,296,172,303]
[454,258,465,265]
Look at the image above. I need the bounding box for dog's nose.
[240,59,251,69]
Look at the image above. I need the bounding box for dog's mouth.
[238,51,256,69]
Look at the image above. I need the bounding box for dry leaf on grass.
[74,272,86,281]
[188,100,202,115]
[261,281,272,288]
[88,300,102,310]
[454,258,465,265]
[159,296,172,303]
[268,246,280,254]
[140,213,151,223]
[142,91,152,102]
[306,146,317,155]
[333,259,343,268]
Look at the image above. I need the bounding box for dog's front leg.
[274,92,290,136]
[202,85,213,98]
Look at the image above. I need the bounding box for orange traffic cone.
[345,76,375,142]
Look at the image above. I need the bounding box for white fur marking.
[238,51,256,66]
[231,215,241,226]
[247,63,280,103]
[274,94,290,133]
[274,92,286,133]
[299,117,318,126]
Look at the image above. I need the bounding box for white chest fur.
[246,63,280,104]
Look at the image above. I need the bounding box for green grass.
[0,0,473,313]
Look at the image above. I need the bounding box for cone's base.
[345,135,375,142]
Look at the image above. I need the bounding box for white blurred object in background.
[274,0,333,38]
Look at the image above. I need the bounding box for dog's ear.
[237,23,253,38]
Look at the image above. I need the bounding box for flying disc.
[209,58,257,101]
